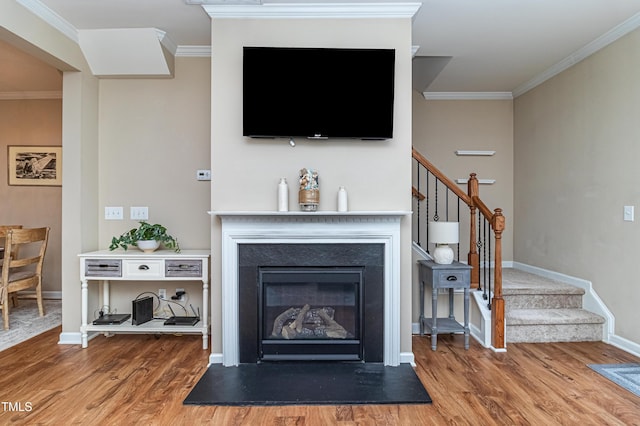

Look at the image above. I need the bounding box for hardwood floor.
[0,328,638,425]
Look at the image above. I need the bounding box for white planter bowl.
[136,240,160,253]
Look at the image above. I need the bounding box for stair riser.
[507,323,603,343]
[504,294,582,311]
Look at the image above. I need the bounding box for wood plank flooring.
[0,328,638,425]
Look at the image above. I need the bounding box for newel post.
[491,208,506,349]
[467,173,479,289]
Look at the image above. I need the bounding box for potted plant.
[109,221,180,253]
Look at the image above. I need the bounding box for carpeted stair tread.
[507,308,605,326]
[507,322,603,343]
[502,269,584,295]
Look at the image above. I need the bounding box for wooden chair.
[0,225,23,308]
[0,225,23,258]
[0,227,49,330]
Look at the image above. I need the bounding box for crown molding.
[185,0,260,4]
[423,92,513,101]
[176,45,212,57]
[0,91,62,100]
[16,0,79,43]
[155,29,177,56]
[513,10,640,97]
[203,3,422,19]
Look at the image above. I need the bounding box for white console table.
[79,249,210,349]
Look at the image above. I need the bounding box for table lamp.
[428,221,459,264]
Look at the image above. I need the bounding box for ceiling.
[4,0,640,96]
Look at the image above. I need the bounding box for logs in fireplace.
[271,305,353,340]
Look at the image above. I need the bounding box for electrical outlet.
[105,206,123,220]
[130,206,149,220]
[196,169,211,181]
[158,288,167,300]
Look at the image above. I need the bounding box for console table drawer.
[165,260,202,277]
[123,260,163,279]
[432,269,470,289]
[85,259,122,277]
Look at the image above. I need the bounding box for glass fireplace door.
[259,268,363,361]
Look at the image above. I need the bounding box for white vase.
[278,177,289,212]
[137,240,160,253]
[337,186,348,212]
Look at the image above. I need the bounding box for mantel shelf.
[209,210,412,217]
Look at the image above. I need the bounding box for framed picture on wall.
[7,145,62,186]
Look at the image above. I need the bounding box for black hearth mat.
[184,362,432,406]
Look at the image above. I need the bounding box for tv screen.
[243,47,395,140]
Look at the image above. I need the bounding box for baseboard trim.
[59,331,99,345]
[17,291,61,299]
[58,332,81,345]
[400,351,415,366]
[608,334,640,358]
[209,353,224,364]
[411,322,420,335]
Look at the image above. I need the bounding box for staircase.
[503,268,604,343]
[412,146,606,347]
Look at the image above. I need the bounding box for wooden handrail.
[471,196,493,220]
[412,147,472,205]
[412,147,506,350]
[412,186,425,201]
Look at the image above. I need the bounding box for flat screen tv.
[243,47,395,140]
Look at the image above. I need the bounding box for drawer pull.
[138,265,150,270]
[446,275,458,281]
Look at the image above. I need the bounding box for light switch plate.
[624,205,634,222]
[130,206,149,220]
[105,206,123,220]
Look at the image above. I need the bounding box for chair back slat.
[0,225,23,261]
[0,225,23,237]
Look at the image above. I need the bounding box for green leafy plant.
[109,221,180,252]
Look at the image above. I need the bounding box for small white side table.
[79,249,210,349]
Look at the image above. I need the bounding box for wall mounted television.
[243,47,395,140]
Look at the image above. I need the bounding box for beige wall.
[210,18,414,356]
[0,99,62,293]
[514,28,640,343]
[412,92,514,260]
[96,57,211,310]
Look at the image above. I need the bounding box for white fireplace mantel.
[209,210,410,366]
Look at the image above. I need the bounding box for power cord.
[94,305,113,320]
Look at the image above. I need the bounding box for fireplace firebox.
[259,268,363,361]
[238,243,384,363]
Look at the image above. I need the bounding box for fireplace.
[213,211,408,366]
[259,267,363,361]
[239,243,384,363]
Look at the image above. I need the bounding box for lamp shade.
[428,221,459,244]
